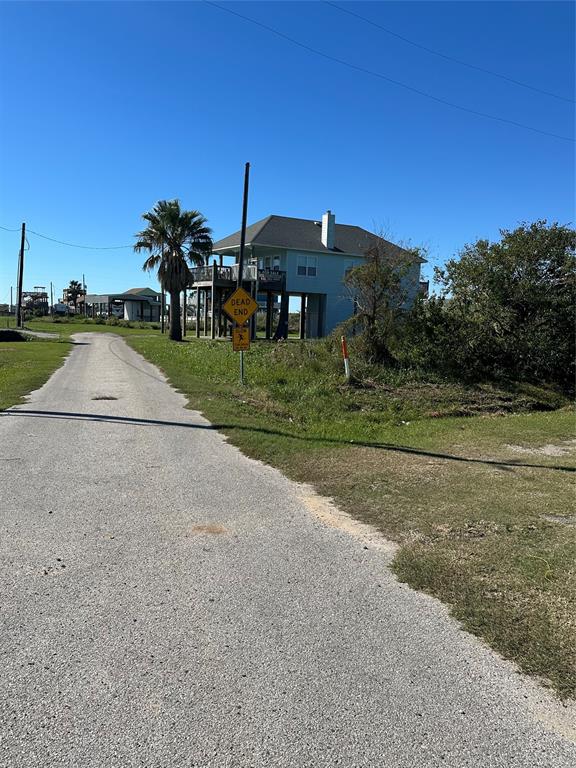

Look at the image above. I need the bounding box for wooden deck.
[189,264,285,291]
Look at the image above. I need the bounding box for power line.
[205,1,573,143]
[0,224,132,250]
[324,1,575,104]
[27,229,132,249]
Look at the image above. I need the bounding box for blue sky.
[0,1,574,302]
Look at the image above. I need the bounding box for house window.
[345,260,358,277]
[297,255,317,277]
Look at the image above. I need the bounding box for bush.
[417,222,574,391]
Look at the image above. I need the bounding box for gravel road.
[1,333,574,767]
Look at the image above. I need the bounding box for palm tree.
[66,280,83,311]
[134,200,213,341]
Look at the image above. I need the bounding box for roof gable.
[124,287,160,297]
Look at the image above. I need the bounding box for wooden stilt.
[182,289,187,337]
[265,291,272,339]
[210,263,217,339]
[299,294,306,339]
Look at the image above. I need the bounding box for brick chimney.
[321,210,335,249]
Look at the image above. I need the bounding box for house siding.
[251,247,422,336]
[285,250,360,335]
[218,241,422,338]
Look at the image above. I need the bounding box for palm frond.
[134,199,213,289]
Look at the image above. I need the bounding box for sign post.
[223,286,259,383]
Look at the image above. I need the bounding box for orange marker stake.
[341,335,351,381]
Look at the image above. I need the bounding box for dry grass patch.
[280,443,575,698]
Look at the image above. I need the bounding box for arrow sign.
[223,286,259,326]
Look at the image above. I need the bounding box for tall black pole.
[16,222,25,328]
[237,162,250,288]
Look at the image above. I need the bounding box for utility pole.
[237,162,250,384]
[10,286,13,315]
[50,282,53,314]
[16,223,25,328]
[237,162,250,289]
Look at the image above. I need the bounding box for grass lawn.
[127,335,576,698]
[0,338,72,410]
[9,317,162,339]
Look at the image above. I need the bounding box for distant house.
[192,211,425,339]
[84,287,161,322]
[61,285,87,312]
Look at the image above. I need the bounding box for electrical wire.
[205,1,574,142]
[1,223,133,249]
[324,1,575,104]
[27,229,132,249]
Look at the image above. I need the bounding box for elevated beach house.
[190,211,425,339]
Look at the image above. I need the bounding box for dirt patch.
[541,514,576,526]
[505,440,576,457]
[191,524,228,535]
[298,485,397,557]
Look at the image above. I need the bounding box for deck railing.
[190,264,258,284]
[257,269,285,286]
[230,264,258,282]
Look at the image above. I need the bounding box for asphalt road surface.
[1,333,574,767]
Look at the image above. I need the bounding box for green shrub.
[404,222,575,393]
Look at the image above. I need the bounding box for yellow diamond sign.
[223,287,259,326]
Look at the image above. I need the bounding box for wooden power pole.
[237,162,250,288]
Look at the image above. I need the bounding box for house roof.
[85,290,159,304]
[123,287,160,297]
[213,215,425,262]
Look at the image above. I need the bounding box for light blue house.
[191,211,425,339]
